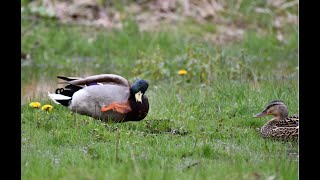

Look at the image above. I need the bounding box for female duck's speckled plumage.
[254,100,299,141]
[48,74,149,123]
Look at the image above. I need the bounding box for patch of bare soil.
[26,0,298,45]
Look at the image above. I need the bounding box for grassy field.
[21,1,298,179]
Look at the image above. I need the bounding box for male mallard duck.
[48,74,149,123]
[253,100,299,140]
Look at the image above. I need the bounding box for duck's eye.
[267,108,276,115]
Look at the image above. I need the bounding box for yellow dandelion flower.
[178,70,188,75]
[41,104,53,112]
[29,102,41,108]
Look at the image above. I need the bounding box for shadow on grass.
[102,118,189,136]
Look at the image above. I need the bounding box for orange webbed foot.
[101,102,132,114]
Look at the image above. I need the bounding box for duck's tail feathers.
[48,92,72,106]
[57,76,83,84]
[57,76,80,81]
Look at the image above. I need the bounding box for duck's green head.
[131,79,149,103]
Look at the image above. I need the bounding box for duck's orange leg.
[101,102,132,114]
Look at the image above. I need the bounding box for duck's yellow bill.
[135,91,143,103]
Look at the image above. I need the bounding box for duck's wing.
[277,115,299,127]
[50,74,130,106]
[57,76,83,81]
[289,114,299,121]
[58,74,131,87]
[270,126,299,140]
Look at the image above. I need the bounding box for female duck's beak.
[253,110,267,118]
[135,91,143,103]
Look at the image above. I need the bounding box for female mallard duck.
[253,100,299,140]
[48,74,149,123]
